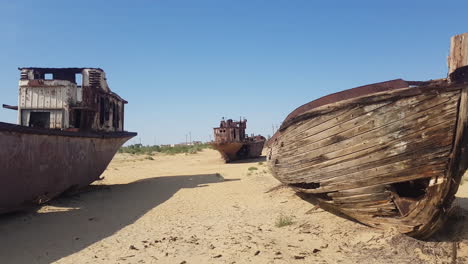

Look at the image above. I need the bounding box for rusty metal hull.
[0,122,136,214]
[212,142,243,162]
[244,140,265,159]
[212,140,265,163]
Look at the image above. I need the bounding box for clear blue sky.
[1,0,467,145]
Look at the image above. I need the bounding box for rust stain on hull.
[212,118,266,162]
[212,140,265,162]
[211,142,243,162]
[0,122,136,213]
[1,67,137,214]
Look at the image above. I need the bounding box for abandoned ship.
[267,33,468,238]
[0,67,136,214]
[212,118,265,162]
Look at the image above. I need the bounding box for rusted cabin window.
[29,112,50,128]
[105,99,110,122]
[74,110,82,128]
[99,98,105,125]
[112,102,119,128]
[44,73,53,80]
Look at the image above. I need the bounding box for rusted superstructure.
[0,68,136,214]
[267,33,468,238]
[212,118,265,162]
[17,67,125,132]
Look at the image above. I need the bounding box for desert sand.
[1,149,468,264]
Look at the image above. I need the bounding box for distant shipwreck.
[212,118,265,162]
[0,67,136,214]
[267,33,468,238]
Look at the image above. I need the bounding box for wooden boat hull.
[267,79,468,238]
[0,122,136,214]
[213,140,265,162]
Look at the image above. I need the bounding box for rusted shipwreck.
[212,118,265,162]
[0,67,136,214]
[267,33,468,238]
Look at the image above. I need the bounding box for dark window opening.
[104,98,110,122]
[99,97,105,125]
[392,178,430,199]
[29,112,50,128]
[74,110,82,128]
[44,73,53,80]
[112,103,119,129]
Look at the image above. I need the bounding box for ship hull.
[0,122,136,214]
[267,79,468,238]
[213,140,265,162]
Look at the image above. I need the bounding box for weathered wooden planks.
[448,33,468,76]
[268,80,468,238]
[267,33,468,238]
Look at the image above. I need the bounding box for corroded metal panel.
[16,68,127,132]
[0,122,136,214]
[212,118,266,162]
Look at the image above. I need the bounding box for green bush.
[119,143,212,156]
[275,215,293,227]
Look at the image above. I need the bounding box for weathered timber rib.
[267,78,468,238]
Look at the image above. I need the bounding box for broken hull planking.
[0,122,136,214]
[267,80,468,238]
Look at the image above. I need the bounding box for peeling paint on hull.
[0,122,136,214]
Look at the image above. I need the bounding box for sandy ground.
[1,149,468,264]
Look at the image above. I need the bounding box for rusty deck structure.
[212,118,265,162]
[0,68,136,213]
[267,33,468,238]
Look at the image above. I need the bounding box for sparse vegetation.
[275,214,294,227]
[145,156,154,160]
[119,143,212,155]
[258,162,264,166]
[248,166,258,171]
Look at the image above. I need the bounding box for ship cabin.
[214,118,247,143]
[13,67,126,132]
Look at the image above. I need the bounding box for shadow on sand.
[431,197,468,242]
[299,191,468,242]
[297,192,364,225]
[229,155,266,164]
[0,173,238,264]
